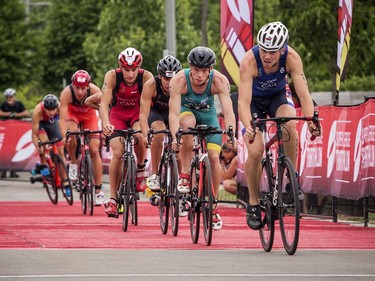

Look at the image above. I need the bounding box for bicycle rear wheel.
[85,157,95,215]
[169,153,179,236]
[158,152,169,234]
[55,154,73,205]
[201,155,213,246]
[259,159,275,252]
[278,157,300,255]
[44,160,58,204]
[188,159,200,244]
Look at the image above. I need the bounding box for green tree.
[43,0,105,92]
[0,0,31,88]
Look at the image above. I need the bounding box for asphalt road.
[0,173,374,281]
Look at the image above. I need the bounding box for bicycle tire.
[130,159,138,226]
[78,160,87,214]
[55,154,73,205]
[202,155,213,246]
[122,155,131,232]
[85,157,95,216]
[169,153,179,237]
[278,156,300,255]
[158,152,169,234]
[259,159,275,252]
[44,159,58,205]
[189,158,200,244]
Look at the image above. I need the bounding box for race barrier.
[1,100,374,216]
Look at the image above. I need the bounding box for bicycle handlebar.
[65,129,102,143]
[147,129,171,148]
[38,138,62,147]
[103,129,141,153]
[176,125,234,146]
[249,110,321,143]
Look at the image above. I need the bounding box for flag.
[220,0,254,85]
[335,0,354,104]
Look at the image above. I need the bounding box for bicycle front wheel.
[201,155,213,246]
[259,159,275,252]
[158,152,169,234]
[189,159,200,244]
[85,157,95,216]
[77,160,87,214]
[55,154,73,205]
[278,157,300,255]
[44,160,58,204]
[169,153,179,236]
[122,155,132,232]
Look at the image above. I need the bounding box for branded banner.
[220,0,254,85]
[335,0,354,102]
[237,99,375,200]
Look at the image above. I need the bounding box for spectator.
[220,143,238,195]
[0,88,30,178]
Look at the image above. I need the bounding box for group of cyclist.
[30,21,321,232]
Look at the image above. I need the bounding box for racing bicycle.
[252,111,321,255]
[176,125,234,246]
[147,129,180,236]
[30,138,73,205]
[66,125,102,215]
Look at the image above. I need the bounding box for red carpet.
[0,201,374,250]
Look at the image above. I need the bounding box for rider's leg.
[89,137,103,191]
[65,121,79,164]
[150,120,166,175]
[108,137,124,200]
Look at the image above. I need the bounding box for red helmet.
[118,47,143,68]
[71,70,91,87]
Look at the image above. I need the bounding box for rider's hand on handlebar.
[308,121,322,138]
[102,123,114,137]
[244,125,257,142]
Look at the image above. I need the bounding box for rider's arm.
[99,70,116,136]
[84,92,101,110]
[31,105,42,150]
[238,50,257,133]
[168,71,185,141]
[213,70,236,133]
[58,86,71,137]
[139,78,155,139]
[286,47,319,135]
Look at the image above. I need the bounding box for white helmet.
[257,21,289,51]
[4,88,16,97]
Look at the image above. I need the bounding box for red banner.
[220,0,254,85]
[237,99,375,200]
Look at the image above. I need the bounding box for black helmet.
[157,55,182,78]
[43,94,59,110]
[187,46,216,68]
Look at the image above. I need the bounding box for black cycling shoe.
[246,204,262,230]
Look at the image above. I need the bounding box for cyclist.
[139,55,182,191]
[100,47,153,218]
[31,94,71,196]
[238,21,321,230]
[59,70,105,206]
[169,46,237,230]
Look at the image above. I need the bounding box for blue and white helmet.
[257,22,289,51]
